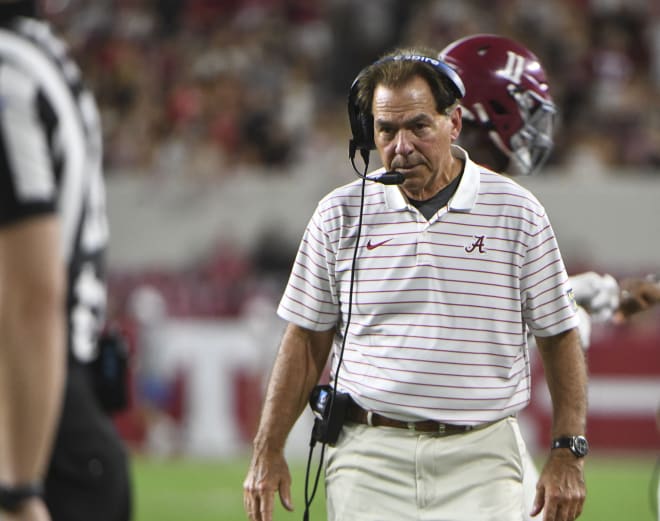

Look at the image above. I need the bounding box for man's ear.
[449,105,462,142]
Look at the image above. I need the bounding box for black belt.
[345,399,479,434]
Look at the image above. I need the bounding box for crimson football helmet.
[440,34,556,175]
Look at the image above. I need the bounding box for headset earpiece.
[347,76,375,157]
[347,54,465,160]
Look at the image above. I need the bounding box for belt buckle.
[406,421,446,433]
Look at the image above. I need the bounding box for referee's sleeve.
[277,208,339,331]
[0,60,56,226]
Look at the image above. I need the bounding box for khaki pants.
[326,416,526,521]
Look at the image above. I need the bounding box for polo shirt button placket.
[418,228,433,266]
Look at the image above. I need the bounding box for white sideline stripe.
[535,377,660,416]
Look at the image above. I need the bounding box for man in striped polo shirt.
[244,47,587,521]
[0,2,131,520]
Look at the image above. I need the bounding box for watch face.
[573,436,589,457]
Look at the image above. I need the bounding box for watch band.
[0,482,43,513]
[551,435,589,457]
[551,437,573,450]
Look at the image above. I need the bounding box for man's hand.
[242,324,333,521]
[243,448,294,521]
[531,450,586,521]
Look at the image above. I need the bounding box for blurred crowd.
[50,0,660,181]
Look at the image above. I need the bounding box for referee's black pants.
[45,361,132,521]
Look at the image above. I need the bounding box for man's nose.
[394,130,414,156]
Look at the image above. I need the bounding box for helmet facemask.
[506,87,556,176]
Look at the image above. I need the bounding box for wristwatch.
[551,435,589,458]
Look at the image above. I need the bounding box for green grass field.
[132,453,658,521]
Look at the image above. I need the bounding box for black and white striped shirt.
[0,16,108,362]
[278,146,579,425]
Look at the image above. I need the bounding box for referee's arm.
[0,58,67,517]
[0,216,66,504]
[533,327,588,521]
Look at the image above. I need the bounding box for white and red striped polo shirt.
[278,146,579,425]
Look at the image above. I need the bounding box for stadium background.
[47,0,659,519]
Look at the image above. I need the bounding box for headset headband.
[369,55,465,98]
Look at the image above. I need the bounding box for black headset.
[347,54,466,160]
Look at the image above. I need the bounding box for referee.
[0,2,131,520]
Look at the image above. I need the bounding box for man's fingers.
[244,453,292,521]
[259,492,275,521]
[244,477,272,521]
[279,481,294,512]
[540,484,562,521]
[245,483,290,521]
[530,485,544,517]
[564,486,585,521]
[564,503,579,521]
[574,495,585,519]
[243,491,258,521]
[541,497,557,521]
[540,489,585,521]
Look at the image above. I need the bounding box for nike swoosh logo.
[366,239,392,250]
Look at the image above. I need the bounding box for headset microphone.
[350,142,405,185]
[361,170,405,185]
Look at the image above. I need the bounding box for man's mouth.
[392,164,417,172]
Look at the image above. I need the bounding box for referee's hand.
[243,449,293,521]
[531,450,586,521]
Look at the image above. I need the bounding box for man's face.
[372,75,461,198]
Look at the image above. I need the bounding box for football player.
[439,33,660,520]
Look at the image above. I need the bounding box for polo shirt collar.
[448,145,479,212]
[379,145,480,212]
